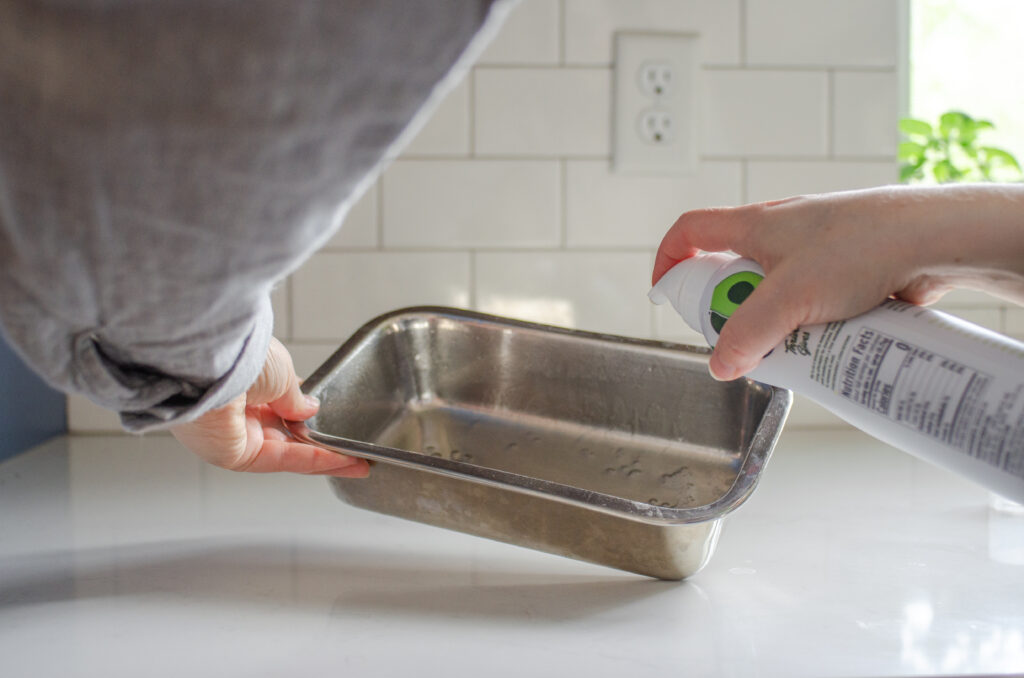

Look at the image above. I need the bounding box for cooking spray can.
[650,252,1024,502]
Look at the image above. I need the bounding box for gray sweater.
[0,0,507,430]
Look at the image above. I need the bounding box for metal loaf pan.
[289,307,791,580]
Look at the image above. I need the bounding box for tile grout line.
[558,0,567,66]
[312,246,659,255]
[472,64,899,73]
[474,63,608,70]
[739,0,747,66]
[392,153,898,163]
[399,154,606,162]
[703,64,896,73]
[468,63,899,73]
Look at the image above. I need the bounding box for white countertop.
[1,429,1022,678]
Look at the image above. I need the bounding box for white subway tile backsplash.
[933,289,1006,310]
[746,160,896,203]
[701,71,828,157]
[564,0,741,65]
[566,160,742,247]
[291,252,471,340]
[271,281,290,340]
[381,160,560,248]
[474,69,611,156]
[787,394,849,429]
[475,251,652,337]
[834,72,899,157]
[284,342,340,380]
[746,0,899,67]
[67,394,124,433]
[1006,309,1024,339]
[327,183,378,249]
[401,79,471,156]
[929,307,1003,334]
[477,0,560,65]
[653,305,706,344]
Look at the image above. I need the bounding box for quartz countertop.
[1,430,1022,677]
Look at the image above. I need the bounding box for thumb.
[653,207,754,285]
[709,272,806,381]
[246,337,319,421]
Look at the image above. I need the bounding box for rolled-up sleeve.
[0,0,507,430]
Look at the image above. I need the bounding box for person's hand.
[653,184,1024,381]
[170,337,370,477]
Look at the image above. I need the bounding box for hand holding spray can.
[650,252,1024,502]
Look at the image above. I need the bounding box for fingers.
[171,395,248,465]
[170,338,371,477]
[652,206,758,284]
[652,204,790,380]
[238,432,370,477]
[895,275,951,306]
[240,409,369,476]
[171,400,370,477]
[709,271,808,380]
[241,403,369,476]
[246,337,318,422]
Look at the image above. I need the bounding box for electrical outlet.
[613,33,699,175]
[638,107,674,144]
[638,61,674,98]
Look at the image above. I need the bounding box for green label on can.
[709,271,763,335]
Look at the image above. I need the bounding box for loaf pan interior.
[304,309,778,511]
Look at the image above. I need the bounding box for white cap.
[648,253,737,337]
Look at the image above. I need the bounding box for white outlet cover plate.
[613,32,699,175]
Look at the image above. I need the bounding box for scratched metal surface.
[290,307,791,579]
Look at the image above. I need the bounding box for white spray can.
[649,252,1024,502]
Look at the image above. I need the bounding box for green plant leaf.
[904,110,1017,184]
[939,111,970,137]
[899,163,922,182]
[981,146,1023,171]
[899,118,933,137]
[898,141,926,161]
[958,128,978,146]
[933,159,963,183]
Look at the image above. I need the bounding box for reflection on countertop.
[1,430,1021,678]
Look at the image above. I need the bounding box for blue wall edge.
[0,333,67,462]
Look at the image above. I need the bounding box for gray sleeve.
[0,0,508,432]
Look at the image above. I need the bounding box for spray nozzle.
[648,285,670,306]
[647,253,747,340]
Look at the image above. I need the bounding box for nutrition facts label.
[814,323,1024,475]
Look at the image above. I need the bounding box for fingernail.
[304,395,320,410]
[709,356,739,381]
